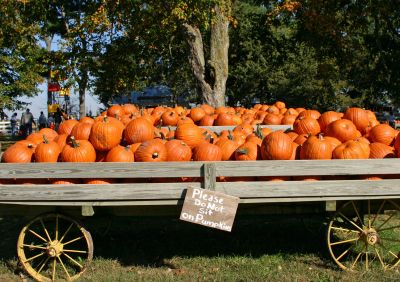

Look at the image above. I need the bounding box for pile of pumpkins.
[2,102,400,165]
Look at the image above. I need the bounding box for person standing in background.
[38,111,47,129]
[20,108,36,136]
[10,113,18,137]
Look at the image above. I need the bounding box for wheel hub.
[361,228,380,246]
[46,240,64,257]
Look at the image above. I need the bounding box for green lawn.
[1,215,399,281]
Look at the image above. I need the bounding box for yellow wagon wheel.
[327,200,400,271]
[17,213,93,281]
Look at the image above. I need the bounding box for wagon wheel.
[17,213,93,281]
[327,200,400,271]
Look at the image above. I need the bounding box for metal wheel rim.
[327,200,400,271]
[17,213,93,281]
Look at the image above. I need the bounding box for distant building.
[112,85,189,108]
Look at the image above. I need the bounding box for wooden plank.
[203,163,216,190]
[163,125,292,134]
[0,162,204,179]
[214,159,400,177]
[0,183,201,201]
[1,159,400,179]
[3,195,400,206]
[1,180,400,203]
[217,180,400,198]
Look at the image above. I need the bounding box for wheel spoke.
[378,225,400,232]
[39,219,52,242]
[63,249,87,254]
[63,252,84,269]
[336,246,351,261]
[59,223,74,244]
[55,215,59,241]
[36,257,50,275]
[52,258,57,281]
[330,237,359,246]
[365,251,369,270]
[351,246,365,269]
[351,201,364,227]
[22,244,47,250]
[338,212,364,233]
[368,200,371,229]
[28,229,47,243]
[24,252,45,263]
[63,236,84,246]
[331,226,360,233]
[380,237,400,243]
[374,247,386,269]
[389,251,399,259]
[57,255,71,279]
[371,200,386,227]
[376,212,396,231]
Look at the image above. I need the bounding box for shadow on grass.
[85,214,331,267]
[0,214,332,269]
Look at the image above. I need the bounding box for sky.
[4,83,103,120]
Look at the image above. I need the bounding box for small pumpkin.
[2,143,33,163]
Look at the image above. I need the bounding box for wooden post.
[203,163,216,191]
[325,200,336,212]
[81,205,94,216]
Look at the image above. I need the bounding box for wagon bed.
[1,159,400,280]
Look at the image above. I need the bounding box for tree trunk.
[183,4,230,107]
[78,79,86,118]
[44,35,54,107]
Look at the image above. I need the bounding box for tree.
[0,1,45,109]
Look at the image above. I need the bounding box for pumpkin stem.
[70,136,80,148]
[228,131,234,140]
[236,148,249,154]
[152,152,159,159]
[124,145,131,151]
[255,125,264,139]
[103,116,108,123]
[43,135,49,144]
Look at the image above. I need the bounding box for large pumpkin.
[165,140,192,161]
[235,142,259,161]
[369,142,395,159]
[58,119,79,135]
[134,139,167,162]
[215,134,240,161]
[300,135,333,160]
[105,145,135,162]
[61,137,96,162]
[260,131,293,160]
[71,122,93,140]
[325,119,359,142]
[34,136,61,162]
[318,111,341,133]
[124,117,155,144]
[343,107,369,133]
[192,141,223,161]
[175,123,205,149]
[2,143,33,163]
[332,140,369,159]
[293,117,321,136]
[90,117,123,151]
[367,124,396,146]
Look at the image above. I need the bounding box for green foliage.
[0,1,45,109]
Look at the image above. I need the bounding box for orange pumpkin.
[300,135,333,160]
[61,137,96,162]
[260,131,293,160]
[293,117,320,136]
[134,139,167,162]
[90,117,123,151]
[105,145,135,162]
[124,117,155,145]
[165,140,192,161]
[325,119,358,142]
[34,136,61,162]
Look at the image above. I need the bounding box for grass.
[1,215,400,281]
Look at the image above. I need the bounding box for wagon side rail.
[0,159,400,206]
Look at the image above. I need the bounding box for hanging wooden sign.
[180,188,240,232]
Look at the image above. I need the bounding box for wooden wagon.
[1,157,400,281]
